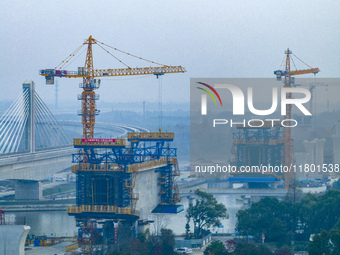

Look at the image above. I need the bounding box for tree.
[185,222,190,238]
[225,240,237,253]
[232,243,273,255]
[237,190,340,243]
[160,229,175,255]
[332,179,340,190]
[284,177,303,203]
[274,247,294,255]
[152,214,169,236]
[204,240,227,255]
[299,190,340,236]
[130,228,176,255]
[236,197,293,243]
[330,229,340,254]
[308,230,331,255]
[186,189,228,238]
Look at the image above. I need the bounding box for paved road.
[25,241,73,255]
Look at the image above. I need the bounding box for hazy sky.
[1,0,339,105]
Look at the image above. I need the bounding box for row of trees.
[204,240,294,255]
[236,190,340,245]
[107,228,176,255]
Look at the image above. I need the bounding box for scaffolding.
[231,122,284,173]
[68,132,181,252]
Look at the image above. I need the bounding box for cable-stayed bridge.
[0,81,143,199]
[0,81,75,199]
[0,81,71,154]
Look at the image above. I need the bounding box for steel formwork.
[231,124,284,169]
[69,132,180,221]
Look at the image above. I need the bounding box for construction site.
[38,36,186,252]
[1,33,339,254]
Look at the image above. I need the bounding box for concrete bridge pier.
[15,180,42,200]
[0,225,30,255]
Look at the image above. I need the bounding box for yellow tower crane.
[40,36,186,138]
[274,48,319,187]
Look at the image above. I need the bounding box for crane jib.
[39,66,186,84]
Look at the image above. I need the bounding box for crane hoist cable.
[55,44,86,70]
[292,53,313,69]
[96,42,131,68]
[291,56,297,71]
[158,75,163,130]
[95,39,166,66]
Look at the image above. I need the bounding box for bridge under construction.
[38,36,186,252]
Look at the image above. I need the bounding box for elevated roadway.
[0,121,148,181]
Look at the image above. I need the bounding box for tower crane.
[40,36,186,138]
[274,49,319,187]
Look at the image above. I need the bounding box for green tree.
[308,230,331,255]
[236,190,340,243]
[285,179,303,203]
[330,229,340,255]
[232,243,273,255]
[299,190,340,236]
[160,229,175,255]
[332,179,340,190]
[274,247,294,255]
[236,197,293,242]
[186,189,228,238]
[204,240,228,255]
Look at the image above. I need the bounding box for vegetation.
[106,228,176,255]
[185,189,228,238]
[204,240,227,255]
[332,179,340,190]
[236,190,340,245]
[308,229,340,255]
[203,241,293,255]
[42,183,75,196]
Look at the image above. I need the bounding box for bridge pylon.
[0,81,71,154]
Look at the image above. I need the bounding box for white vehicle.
[175,247,192,254]
[55,176,66,182]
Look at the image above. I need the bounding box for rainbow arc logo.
[196,82,223,106]
[196,82,222,115]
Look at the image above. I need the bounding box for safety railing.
[127,132,174,141]
[73,138,126,147]
[67,205,139,216]
[72,163,124,173]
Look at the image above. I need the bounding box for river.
[5,194,245,237]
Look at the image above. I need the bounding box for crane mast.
[82,36,96,138]
[284,49,293,186]
[275,48,319,188]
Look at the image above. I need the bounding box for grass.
[42,183,75,196]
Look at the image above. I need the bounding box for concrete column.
[332,123,340,165]
[303,140,316,165]
[15,180,42,200]
[315,138,326,166]
[0,225,30,255]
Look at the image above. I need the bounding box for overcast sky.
[0,0,339,105]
